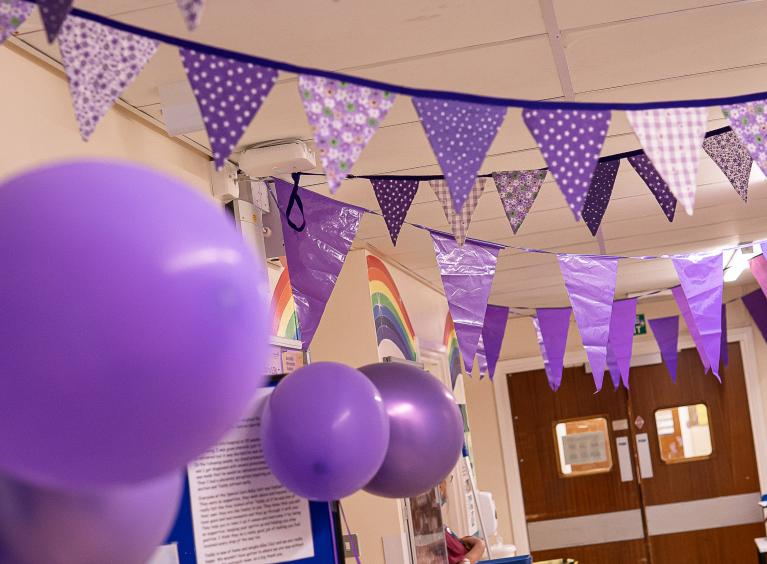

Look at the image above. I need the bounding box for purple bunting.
[722,99,767,177]
[581,160,620,236]
[702,130,752,202]
[176,0,205,31]
[649,316,680,382]
[608,298,637,389]
[672,252,724,379]
[671,285,710,373]
[431,231,501,373]
[721,303,729,369]
[743,288,767,343]
[477,335,488,379]
[558,254,619,391]
[276,179,364,350]
[493,169,547,234]
[607,347,621,390]
[523,108,611,218]
[430,178,487,246]
[534,308,571,391]
[371,178,419,246]
[414,98,505,213]
[181,49,278,169]
[0,1,33,45]
[750,253,767,296]
[627,154,677,222]
[481,304,509,380]
[38,0,72,42]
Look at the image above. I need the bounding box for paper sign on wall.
[561,432,608,466]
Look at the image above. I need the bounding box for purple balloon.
[359,363,464,498]
[0,471,182,564]
[0,160,269,489]
[261,362,390,501]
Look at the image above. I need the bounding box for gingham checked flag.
[429,178,487,246]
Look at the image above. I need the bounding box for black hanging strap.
[285,173,306,232]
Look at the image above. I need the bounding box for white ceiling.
[13,0,767,308]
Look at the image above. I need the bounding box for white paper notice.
[561,431,607,465]
[146,544,180,564]
[188,388,314,564]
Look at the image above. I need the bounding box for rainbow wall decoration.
[443,313,462,388]
[367,255,417,361]
[270,266,301,341]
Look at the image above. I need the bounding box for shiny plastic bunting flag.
[743,289,767,343]
[0,0,33,45]
[182,49,277,169]
[534,308,571,391]
[750,253,767,296]
[702,130,751,202]
[722,99,767,177]
[414,98,505,213]
[649,316,680,382]
[626,108,708,215]
[607,297,637,389]
[430,178,487,246]
[481,304,509,380]
[720,303,729,369]
[607,347,621,389]
[627,153,677,222]
[59,17,159,141]
[493,169,547,234]
[477,335,488,379]
[38,0,72,42]
[581,160,620,236]
[671,284,710,373]
[176,0,204,31]
[370,178,419,246]
[523,108,611,219]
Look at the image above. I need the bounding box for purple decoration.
[359,363,464,498]
[523,108,611,218]
[493,169,547,234]
[481,304,509,380]
[430,178,487,246]
[702,130,752,202]
[38,0,72,42]
[176,0,204,31]
[558,254,619,391]
[671,285,710,373]
[581,160,620,236]
[743,288,767,343]
[627,154,677,222]
[722,99,767,177]
[58,16,159,141]
[534,308,571,391]
[721,303,729,368]
[607,298,637,389]
[413,97,506,213]
[476,335,488,379]
[371,178,419,246]
[276,179,363,350]
[181,48,278,169]
[750,253,767,295]
[431,231,501,373]
[649,316,680,382]
[607,346,621,389]
[0,1,33,45]
[672,252,724,379]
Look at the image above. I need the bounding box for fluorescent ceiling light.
[723,245,757,283]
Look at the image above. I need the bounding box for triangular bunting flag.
[58,17,159,141]
[607,298,637,389]
[627,153,677,222]
[581,160,620,236]
[181,49,277,169]
[722,99,767,177]
[626,108,708,215]
[534,308,571,391]
[275,179,364,350]
[38,0,72,42]
[477,335,488,379]
[671,285,710,373]
[176,0,204,31]
[413,98,505,213]
[523,108,611,218]
[672,252,724,379]
[721,303,729,369]
[0,0,33,45]
[750,253,767,296]
[493,169,547,234]
[558,254,619,390]
[743,289,767,343]
[430,178,487,246]
[431,231,501,372]
[370,178,419,246]
[649,316,680,382]
[481,304,509,380]
[702,130,752,202]
[607,346,621,390]
[300,76,395,193]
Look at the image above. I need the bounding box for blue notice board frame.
[164,375,344,564]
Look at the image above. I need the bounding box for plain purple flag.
[649,316,680,382]
[721,303,729,369]
[607,297,637,389]
[607,346,621,389]
[38,0,73,42]
[671,285,710,373]
[581,160,620,236]
[535,308,571,391]
[481,304,509,380]
[743,289,767,343]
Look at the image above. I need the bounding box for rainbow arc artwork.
[366,255,417,361]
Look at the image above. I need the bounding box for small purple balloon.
[0,471,183,564]
[261,362,390,501]
[0,160,269,489]
[359,363,464,499]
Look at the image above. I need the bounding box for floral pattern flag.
[492,169,547,234]
[702,130,752,201]
[722,99,767,177]
[176,0,205,31]
[0,0,33,45]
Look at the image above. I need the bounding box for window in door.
[654,403,713,463]
[554,416,613,476]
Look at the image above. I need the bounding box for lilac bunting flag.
[608,298,637,389]
[430,178,487,246]
[671,285,710,373]
[481,304,509,380]
[300,76,395,193]
[743,288,767,343]
[558,254,619,391]
[720,303,729,369]
[749,253,767,296]
[176,0,204,31]
[649,316,680,382]
[626,108,708,215]
[431,231,501,373]
[523,108,611,218]
[627,154,677,222]
[414,98,505,213]
[607,347,621,389]
[371,178,419,246]
[534,308,571,391]
[38,0,72,42]
[672,252,724,379]
[702,130,752,202]
[581,160,620,236]
[0,0,33,45]
[58,17,159,141]
[181,49,277,169]
[275,179,364,350]
[493,169,547,234]
[722,99,767,177]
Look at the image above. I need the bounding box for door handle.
[635,433,654,479]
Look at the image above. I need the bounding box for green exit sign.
[634,313,647,336]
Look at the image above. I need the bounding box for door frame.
[491,325,767,555]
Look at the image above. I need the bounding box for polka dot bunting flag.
[627,153,677,222]
[176,0,205,31]
[702,130,752,202]
[721,99,767,179]
[181,49,278,169]
[0,0,33,46]
[581,160,620,236]
[38,0,72,42]
[370,178,419,246]
[522,108,611,219]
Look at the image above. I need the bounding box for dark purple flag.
[581,160,620,236]
[276,179,364,350]
[38,0,72,42]
[608,298,637,389]
[721,303,729,369]
[481,304,509,380]
[413,98,505,213]
[649,316,680,382]
[431,231,501,372]
[534,308,571,391]
[750,253,767,295]
[627,154,677,222]
[523,108,611,218]
[181,48,278,169]
[607,346,621,389]
[702,131,751,202]
[371,178,419,246]
[743,289,767,343]
[671,285,710,373]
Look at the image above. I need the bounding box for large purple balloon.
[261,362,390,501]
[0,471,183,564]
[0,160,269,489]
[359,363,464,498]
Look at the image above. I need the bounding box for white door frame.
[492,325,767,555]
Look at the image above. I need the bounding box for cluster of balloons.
[261,361,465,501]
[0,161,271,563]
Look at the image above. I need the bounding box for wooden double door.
[509,343,765,563]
